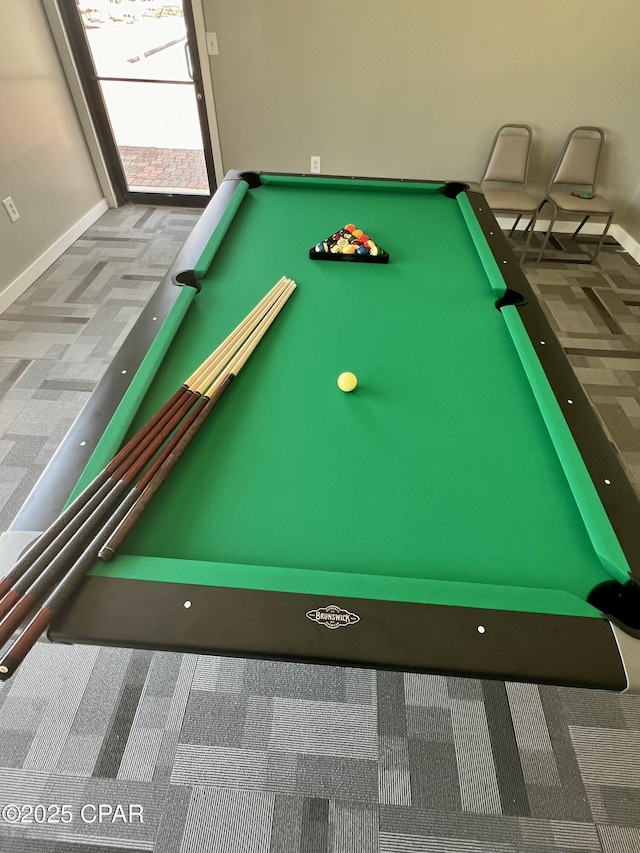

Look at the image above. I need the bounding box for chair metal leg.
[572,215,590,240]
[536,204,558,262]
[508,214,522,238]
[520,212,538,263]
[589,213,613,264]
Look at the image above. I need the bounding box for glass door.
[64,1,215,205]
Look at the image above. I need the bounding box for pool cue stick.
[99,279,297,561]
[0,278,293,630]
[0,278,291,600]
[0,372,234,643]
[0,490,147,681]
[0,385,207,625]
[0,279,296,679]
[0,281,294,644]
[0,382,230,651]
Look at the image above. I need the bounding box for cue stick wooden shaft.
[102,275,291,475]
[0,278,296,676]
[0,392,200,609]
[182,276,289,388]
[0,394,191,603]
[0,278,291,599]
[0,390,203,624]
[99,384,228,562]
[0,385,222,646]
[0,387,203,614]
[99,279,296,561]
[0,392,214,642]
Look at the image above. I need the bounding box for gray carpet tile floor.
[0,207,639,852]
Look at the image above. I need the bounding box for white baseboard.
[0,199,109,316]
[610,224,640,265]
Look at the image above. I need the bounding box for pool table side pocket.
[457,189,634,591]
[63,179,254,504]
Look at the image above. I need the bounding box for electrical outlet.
[2,197,20,223]
[310,156,321,174]
[206,32,219,55]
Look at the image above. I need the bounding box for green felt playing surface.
[72,177,630,617]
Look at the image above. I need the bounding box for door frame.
[43,0,224,207]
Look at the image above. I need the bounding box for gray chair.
[536,127,613,264]
[480,124,539,263]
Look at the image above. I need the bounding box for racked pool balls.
[310,223,387,261]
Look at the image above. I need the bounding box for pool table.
[7,171,640,691]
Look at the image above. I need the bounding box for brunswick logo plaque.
[305,604,361,630]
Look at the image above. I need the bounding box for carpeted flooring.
[0,208,639,852]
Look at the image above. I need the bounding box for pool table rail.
[46,572,632,692]
[468,190,640,584]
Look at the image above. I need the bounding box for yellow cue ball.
[337,372,358,392]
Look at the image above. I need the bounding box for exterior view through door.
[77,0,212,198]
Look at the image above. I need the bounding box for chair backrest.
[481,125,532,186]
[551,127,604,190]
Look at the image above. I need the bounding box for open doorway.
[61,0,216,205]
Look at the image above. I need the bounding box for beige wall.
[620,182,640,238]
[0,1,103,301]
[2,0,638,298]
[203,0,640,237]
